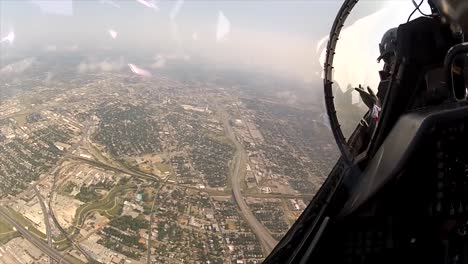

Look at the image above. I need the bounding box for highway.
[47,120,96,263]
[33,186,53,264]
[9,122,93,264]
[0,207,71,264]
[218,105,278,256]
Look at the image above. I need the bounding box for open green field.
[154,162,172,174]
[11,112,28,126]
[104,198,124,217]
[0,217,14,234]
[0,232,19,245]
[53,183,136,251]
[55,240,72,251]
[0,217,19,244]
[0,207,46,245]
[207,132,235,148]
[65,254,87,264]
[4,207,46,239]
[74,183,137,228]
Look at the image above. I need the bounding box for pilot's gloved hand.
[354,85,379,109]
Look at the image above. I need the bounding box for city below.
[0,56,337,264]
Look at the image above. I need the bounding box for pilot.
[377,27,398,82]
[354,27,398,123]
[351,28,398,155]
[355,27,397,117]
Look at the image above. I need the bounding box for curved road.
[219,106,278,255]
[47,120,94,262]
[33,186,53,264]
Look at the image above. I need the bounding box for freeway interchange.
[0,206,71,264]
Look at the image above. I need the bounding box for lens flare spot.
[31,0,73,15]
[0,31,15,44]
[216,11,231,42]
[108,29,118,39]
[128,64,152,77]
[170,0,184,20]
[135,0,159,11]
[100,0,121,8]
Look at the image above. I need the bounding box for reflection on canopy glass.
[327,1,431,139]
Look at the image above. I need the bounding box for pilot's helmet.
[377,28,398,64]
[430,0,468,31]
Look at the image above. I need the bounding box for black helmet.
[377,27,398,63]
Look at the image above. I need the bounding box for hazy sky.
[0,0,430,82]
